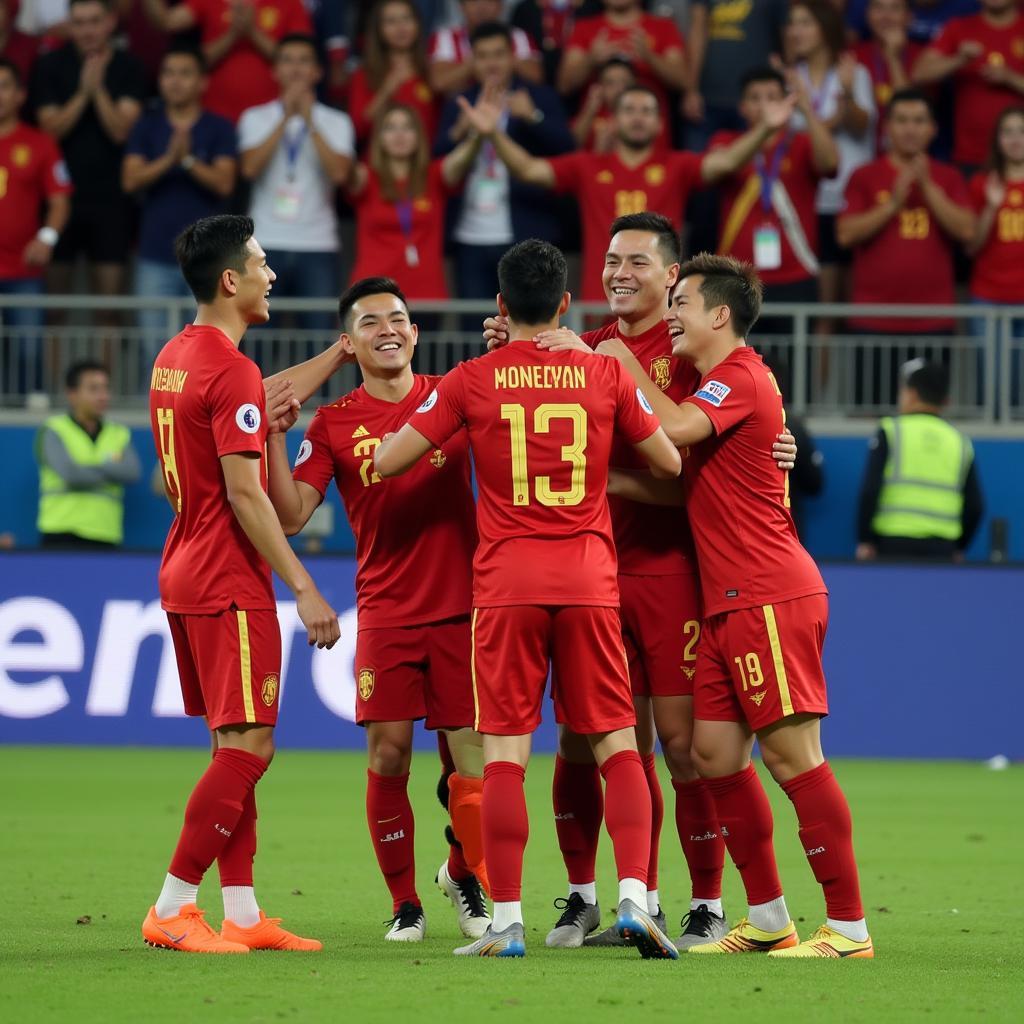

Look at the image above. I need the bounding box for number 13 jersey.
[413,341,659,608]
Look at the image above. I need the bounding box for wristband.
[36,227,59,247]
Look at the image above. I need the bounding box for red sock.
[168,748,267,885]
[552,756,603,885]
[780,762,864,920]
[703,764,783,906]
[366,770,418,912]
[448,773,489,894]
[641,754,663,891]
[217,789,257,887]
[672,778,725,901]
[600,750,651,885]
[482,761,528,903]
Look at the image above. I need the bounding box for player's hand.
[582,82,604,116]
[761,93,797,132]
[984,172,1007,209]
[297,587,340,649]
[958,39,984,64]
[681,89,705,124]
[590,30,619,65]
[229,0,254,33]
[483,314,510,350]
[595,337,629,360]
[265,378,301,434]
[23,237,54,267]
[772,431,797,471]
[782,65,812,114]
[457,89,501,138]
[629,25,651,61]
[980,61,1011,86]
[892,163,915,205]
[855,542,877,562]
[878,25,907,56]
[836,52,857,95]
[166,125,191,163]
[79,52,109,96]
[534,327,590,353]
[506,88,537,122]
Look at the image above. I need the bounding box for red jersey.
[0,29,39,83]
[349,162,452,300]
[710,129,823,286]
[186,0,312,123]
[0,124,70,279]
[842,156,970,332]
[930,13,1024,166]
[582,318,699,576]
[968,172,1024,302]
[682,346,825,617]
[150,325,275,614]
[412,343,659,608]
[549,150,704,300]
[428,25,537,65]
[853,39,925,147]
[346,67,438,144]
[293,375,476,629]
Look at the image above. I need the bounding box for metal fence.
[2,294,1022,424]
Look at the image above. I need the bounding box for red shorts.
[694,595,830,731]
[619,572,703,698]
[471,605,635,736]
[167,608,282,730]
[354,616,474,730]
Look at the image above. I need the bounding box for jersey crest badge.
[596,169,614,184]
[261,674,279,707]
[749,691,767,707]
[12,144,30,167]
[358,668,375,701]
[650,356,672,391]
[430,448,447,468]
[694,380,731,407]
[682,667,696,680]
[645,164,665,186]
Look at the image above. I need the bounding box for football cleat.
[676,904,730,950]
[436,860,491,939]
[142,904,248,954]
[614,898,679,960]
[545,892,602,948]
[453,921,526,957]
[221,911,322,951]
[584,906,666,947]
[688,916,798,954]
[384,901,426,942]
[767,924,874,959]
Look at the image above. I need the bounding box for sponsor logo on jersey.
[416,390,438,413]
[430,448,447,468]
[636,388,654,414]
[261,673,279,707]
[235,403,261,433]
[358,668,375,701]
[352,424,370,438]
[650,356,672,390]
[12,144,30,167]
[294,439,313,467]
[694,380,731,407]
[806,846,826,856]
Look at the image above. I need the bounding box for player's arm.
[682,3,708,121]
[557,45,592,95]
[919,172,976,243]
[700,93,798,183]
[374,424,435,478]
[36,93,92,141]
[911,42,973,86]
[836,187,901,248]
[240,114,289,181]
[141,0,196,33]
[220,453,339,647]
[440,130,484,186]
[608,468,685,506]
[263,345,353,406]
[633,427,683,479]
[92,84,141,145]
[266,433,323,535]
[183,153,237,198]
[308,120,353,187]
[457,94,557,188]
[643,45,688,93]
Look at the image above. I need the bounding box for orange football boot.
[221,911,323,951]
[142,904,249,953]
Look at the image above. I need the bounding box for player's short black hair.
[739,66,786,95]
[0,57,22,88]
[614,84,661,112]
[887,86,935,120]
[598,57,635,79]
[469,21,513,48]
[498,239,567,326]
[276,32,322,64]
[65,360,109,390]
[174,215,255,304]
[677,252,764,339]
[161,44,207,74]
[338,277,410,333]
[609,212,681,267]
[69,0,114,10]
[903,359,950,405]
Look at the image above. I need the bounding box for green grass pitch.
[2,747,1021,1023]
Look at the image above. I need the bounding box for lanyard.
[395,195,414,238]
[799,65,836,118]
[284,118,309,182]
[755,132,793,213]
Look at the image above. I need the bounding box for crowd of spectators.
[1,0,1024,401]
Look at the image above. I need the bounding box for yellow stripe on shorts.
[762,604,794,717]
[236,610,256,723]
[470,609,481,731]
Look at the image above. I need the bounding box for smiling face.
[997,110,1024,165]
[378,107,420,160]
[665,275,719,362]
[342,292,418,377]
[226,238,276,324]
[603,230,678,323]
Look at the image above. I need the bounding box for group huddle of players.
[139,210,873,961]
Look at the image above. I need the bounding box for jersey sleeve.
[410,365,467,447]
[682,361,756,436]
[968,171,987,212]
[930,17,961,57]
[670,150,704,192]
[548,153,583,193]
[613,363,660,444]
[206,357,267,458]
[292,409,336,496]
[651,16,685,53]
[42,135,72,195]
[841,164,871,215]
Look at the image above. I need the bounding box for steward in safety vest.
[36,361,140,547]
[856,360,984,561]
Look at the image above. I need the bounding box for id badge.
[273,184,302,222]
[405,244,420,267]
[753,224,782,270]
[473,178,502,215]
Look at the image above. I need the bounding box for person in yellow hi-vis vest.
[856,359,984,562]
[36,360,140,548]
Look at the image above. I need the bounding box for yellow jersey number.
[155,407,182,513]
[500,402,587,507]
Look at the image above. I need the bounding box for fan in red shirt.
[143,0,312,123]
[570,56,636,152]
[0,1,37,84]
[600,252,872,959]
[375,239,683,959]
[912,0,1024,168]
[141,213,340,956]
[557,0,686,115]
[266,277,491,944]
[346,0,438,146]
[348,102,483,301]
[461,83,796,301]
[837,88,975,334]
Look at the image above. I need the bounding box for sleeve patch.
[235,403,262,433]
[416,390,438,413]
[636,387,654,415]
[295,439,313,467]
[693,380,731,407]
